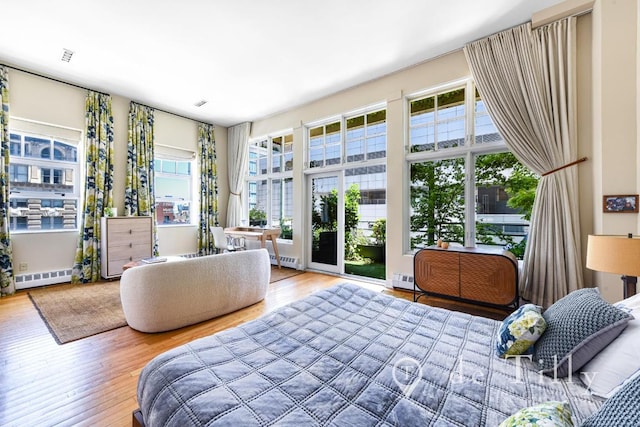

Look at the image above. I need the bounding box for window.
[308,108,387,168]
[346,110,387,162]
[247,133,294,239]
[272,135,293,173]
[305,107,388,247]
[407,81,537,256]
[154,154,194,226]
[409,88,466,152]
[308,122,341,168]
[8,125,80,232]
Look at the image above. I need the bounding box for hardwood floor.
[0,272,508,427]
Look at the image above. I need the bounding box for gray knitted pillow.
[533,288,632,378]
[580,373,640,426]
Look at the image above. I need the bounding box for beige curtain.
[464,17,582,307]
[226,122,251,227]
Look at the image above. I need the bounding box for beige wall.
[577,13,595,293]
[589,0,638,301]
[7,68,228,279]
[251,1,637,302]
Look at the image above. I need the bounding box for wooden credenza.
[413,246,519,309]
[101,216,153,278]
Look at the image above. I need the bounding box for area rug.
[28,266,305,344]
[28,281,125,345]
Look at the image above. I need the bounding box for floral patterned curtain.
[197,123,218,255]
[125,102,158,255]
[71,91,114,283]
[0,66,15,296]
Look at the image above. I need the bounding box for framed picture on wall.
[603,194,639,213]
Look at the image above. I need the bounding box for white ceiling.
[1,0,564,127]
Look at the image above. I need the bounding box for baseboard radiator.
[180,251,298,269]
[392,272,414,291]
[179,252,200,259]
[15,269,73,290]
[13,251,299,289]
[269,254,298,269]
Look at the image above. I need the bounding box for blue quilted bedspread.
[137,283,601,426]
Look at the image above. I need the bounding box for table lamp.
[586,234,640,299]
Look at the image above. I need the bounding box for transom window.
[8,124,80,232]
[410,88,466,152]
[308,108,387,168]
[309,122,341,168]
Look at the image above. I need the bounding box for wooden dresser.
[413,246,519,309]
[101,216,153,278]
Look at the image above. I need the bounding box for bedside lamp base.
[622,275,637,299]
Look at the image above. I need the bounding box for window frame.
[246,131,294,241]
[305,104,387,171]
[154,153,196,227]
[404,79,513,252]
[303,105,388,255]
[8,122,82,234]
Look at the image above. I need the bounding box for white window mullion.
[340,118,345,166]
[433,95,439,151]
[466,80,475,148]
[465,151,476,247]
[464,80,475,247]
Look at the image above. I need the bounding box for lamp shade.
[586,234,640,277]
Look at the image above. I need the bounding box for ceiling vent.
[60,48,74,63]
[194,100,208,107]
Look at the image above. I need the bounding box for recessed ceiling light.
[194,100,208,107]
[61,48,74,63]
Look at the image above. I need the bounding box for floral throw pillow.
[499,401,574,427]
[496,304,547,358]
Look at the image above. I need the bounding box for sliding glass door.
[308,173,342,274]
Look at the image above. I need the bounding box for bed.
[135,283,605,426]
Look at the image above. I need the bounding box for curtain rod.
[128,100,213,126]
[3,63,213,126]
[3,63,109,96]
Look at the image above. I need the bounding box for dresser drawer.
[101,216,153,278]
[106,218,151,235]
[107,244,151,262]
[107,231,152,247]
